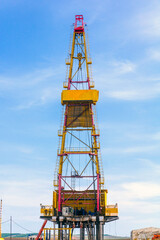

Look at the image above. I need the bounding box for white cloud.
[0,67,59,90]
[91,3,160,102]
[15,86,60,110]
[105,84,160,100]
[0,65,63,109]
[102,144,158,155]
[0,142,33,154]
[107,160,160,217]
[152,132,160,140]
[0,179,52,207]
[15,101,38,110]
[148,49,160,61]
[107,90,146,101]
[122,145,157,154]
[106,174,135,181]
[108,181,160,215]
[111,60,136,75]
[95,57,160,101]
[125,1,160,39]
[136,10,160,38]
[139,159,160,174]
[122,182,160,199]
[126,131,160,142]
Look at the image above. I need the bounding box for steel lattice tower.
[38,15,118,240]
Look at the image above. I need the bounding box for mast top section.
[74,15,84,33]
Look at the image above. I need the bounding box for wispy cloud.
[147,48,160,61]
[0,65,63,109]
[127,131,160,142]
[120,1,160,40]
[95,57,160,101]
[135,7,160,38]
[55,0,109,25]
[107,157,160,222]
[90,1,160,102]
[109,60,136,75]
[106,89,149,101]
[123,145,157,154]
[139,158,160,174]
[0,67,57,90]
[109,181,160,216]
[0,165,53,208]
[0,142,33,154]
[0,179,52,207]
[102,144,158,155]
[15,86,60,110]
[122,181,160,199]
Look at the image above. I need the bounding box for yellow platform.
[61,90,99,105]
[105,204,118,216]
[40,189,118,218]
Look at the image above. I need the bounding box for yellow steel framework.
[44,228,72,240]
[38,15,118,240]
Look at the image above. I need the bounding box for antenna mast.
[0,200,2,238]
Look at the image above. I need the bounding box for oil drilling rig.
[37,15,118,240]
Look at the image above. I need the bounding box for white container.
[62,207,74,217]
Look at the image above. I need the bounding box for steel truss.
[38,15,118,240]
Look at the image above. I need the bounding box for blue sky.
[1,0,160,236]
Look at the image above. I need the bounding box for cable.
[12,220,34,233]
[2,219,10,224]
[115,221,117,236]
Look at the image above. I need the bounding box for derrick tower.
[39,15,118,240]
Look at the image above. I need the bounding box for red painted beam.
[35,220,47,240]
[97,173,100,212]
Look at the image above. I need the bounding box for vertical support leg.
[96,223,99,240]
[92,223,95,240]
[53,222,55,240]
[49,230,51,240]
[58,174,62,215]
[90,223,94,240]
[64,224,67,240]
[58,222,63,240]
[88,223,94,240]
[97,173,100,212]
[71,228,74,239]
[87,223,93,240]
[102,224,104,240]
[80,223,85,240]
[99,223,103,240]
[96,215,99,240]
[58,222,60,240]
[46,230,48,240]
[96,173,100,240]
[60,222,63,240]
[69,228,72,240]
